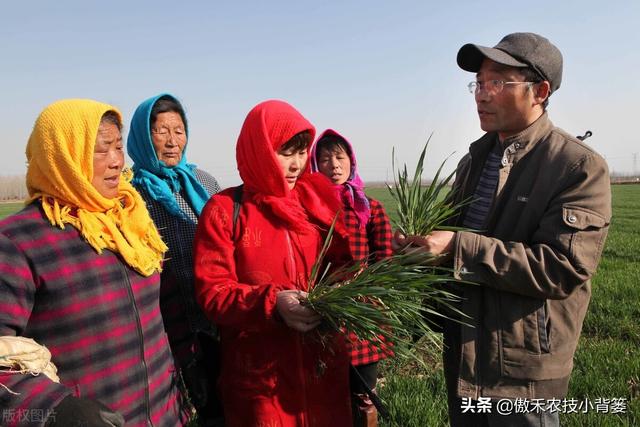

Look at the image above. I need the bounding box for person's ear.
[533,81,551,106]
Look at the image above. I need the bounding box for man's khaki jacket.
[446,113,611,399]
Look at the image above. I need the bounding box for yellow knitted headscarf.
[26,99,167,277]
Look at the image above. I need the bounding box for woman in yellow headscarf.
[0,99,189,426]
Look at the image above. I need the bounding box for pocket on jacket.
[226,333,278,396]
[560,205,608,274]
[498,293,549,355]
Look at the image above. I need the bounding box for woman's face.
[151,111,187,167]
[277,145,308,190]
[92,121,124,199]
[316,145,351,185]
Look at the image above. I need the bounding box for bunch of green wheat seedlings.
[304,219,467,365]
[387,135,467,236]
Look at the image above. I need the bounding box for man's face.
[474,59,539,141]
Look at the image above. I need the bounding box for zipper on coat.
[474,326,482,401]
[120,263,153,426]
[496,293,504,378]
[284,231,298,287]
[295,333,309,427]
[454,153,475,227]
[538,301,550,353]
[285,230,310,425]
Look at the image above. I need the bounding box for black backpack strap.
[232,184,244,239]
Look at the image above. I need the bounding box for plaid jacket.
[0,203,189,427]
[345,198,393,366]
[135,168,220,367]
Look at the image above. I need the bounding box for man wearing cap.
[393,33,611,425]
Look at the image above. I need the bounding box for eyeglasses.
[468,80,534,95]
[151,127,186,141]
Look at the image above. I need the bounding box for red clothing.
[194,100,352,426]
[344,198,393,365]
[345,198,392,264]
[195,189,352,426]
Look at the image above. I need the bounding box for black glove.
[45,395,125,427]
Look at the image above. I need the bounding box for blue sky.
[3,1,639,187]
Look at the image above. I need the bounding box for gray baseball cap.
[457,32,563,93]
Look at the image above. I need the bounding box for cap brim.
[457,43,528,72]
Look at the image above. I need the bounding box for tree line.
[0,176,28,201]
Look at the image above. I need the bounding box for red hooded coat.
[194,100,352,426]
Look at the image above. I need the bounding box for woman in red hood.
[194,100,353,426]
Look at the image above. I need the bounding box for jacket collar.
[469,112,554,162]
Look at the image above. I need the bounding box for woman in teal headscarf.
[128,93,222,426]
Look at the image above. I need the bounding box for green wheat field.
[1,184,638,426]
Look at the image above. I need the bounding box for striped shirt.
[0,203,189,426]
[463,142,502,230]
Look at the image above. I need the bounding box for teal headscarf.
[127,93,210,220]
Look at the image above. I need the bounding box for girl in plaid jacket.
[311,129,393,426]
